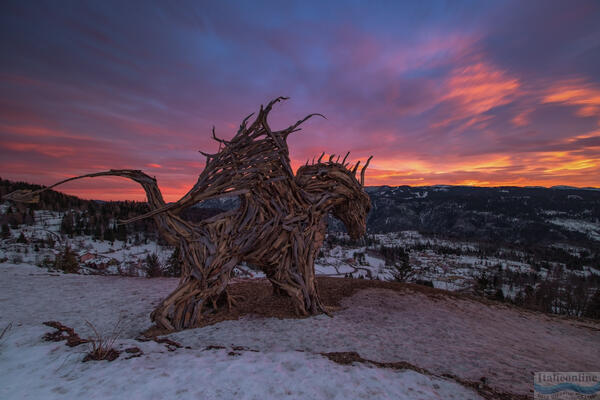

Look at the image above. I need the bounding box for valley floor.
[1,263,598,399]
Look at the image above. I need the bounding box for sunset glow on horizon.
[1,1,599,201]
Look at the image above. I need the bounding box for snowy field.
[2,263,599,399]
[3,203,599,299]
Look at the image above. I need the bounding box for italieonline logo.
[535,372,600,399]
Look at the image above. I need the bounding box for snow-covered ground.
[548,218,600,241]
[3,219,599,298]
[0,263,482,400]
[1,262,599,399]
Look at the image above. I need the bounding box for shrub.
[54,245,79,273]
[144,253,163,278]
[392,260,414,282]
[414,279,434,288]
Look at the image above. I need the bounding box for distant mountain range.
[362,185,600,246]
[191,184,600,250]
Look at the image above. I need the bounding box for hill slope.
[1,263,598,399]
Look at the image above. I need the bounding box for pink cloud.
[543,79,600,121]
[433,61,521,128]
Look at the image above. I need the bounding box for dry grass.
[0,322,12,345]
[83,319,122,362]
[0,322,13,356]
[0,322,11,338]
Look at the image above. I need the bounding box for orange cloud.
[1,141,76,157]
[434,62,520,127]
[511,109,533,127]
[543,79,600,120]
[0,124,84,139]
[357,147,599,188]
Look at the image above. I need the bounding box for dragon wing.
[120,97,325,224]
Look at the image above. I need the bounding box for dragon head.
[296,153,372,240]
[331,187,371,239]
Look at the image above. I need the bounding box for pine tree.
[60,212,74,235]
[25,208,35,225]
[166,247,182,277]
[1,223,10,239]
[392,259,413,282]
[103,227,115,242]
[17,232,28,244]
[584,290,600,319]
[144,253,163,278]
[116,224,127,242]
[93,223,102,240]
[54,245,79,273]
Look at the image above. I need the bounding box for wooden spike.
[212,126,228,144]
[352,160,361,175]
[360,156,373,186]
[236,112,255,136]
[342,151,350,165]
[287,113,326,133]
[242,112,255,126]
[328,154,335,163]
[317,152,325,163]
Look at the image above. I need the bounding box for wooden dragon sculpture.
[4,97,373,331]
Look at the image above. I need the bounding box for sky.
[1,0,599,201]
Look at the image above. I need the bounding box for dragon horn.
[360,156,373,186]
[342,151,350,166]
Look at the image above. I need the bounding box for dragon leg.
[268,231,327,316]
[151,243,238,331]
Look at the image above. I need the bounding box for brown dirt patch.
[209,276,464,323]
[141,276,596,337]
[142,277,456,336]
